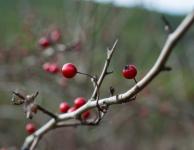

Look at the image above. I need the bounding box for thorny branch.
[91,39,118,100]
[18,11,194,150]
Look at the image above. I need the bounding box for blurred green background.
[0,0,194,150]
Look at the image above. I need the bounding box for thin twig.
[91,39,118,99]
[12,91,25,100]
[37,105,58,120]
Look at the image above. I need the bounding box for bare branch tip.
[112,39,118,49]
[161,15,173,33]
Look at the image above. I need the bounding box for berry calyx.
[122,64,137,79]
[74,97,86,109]
[67,107,77,113]
[39,37,50,48]
[26,123,36,134]
[62,63,77,78]
[59,102,70,113]
[82,111,90,120]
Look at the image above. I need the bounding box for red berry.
[67,107,77,113]
[82,111,90,120]
[26,123,36,134]
[42,62,51,72]
[48,63,60,74]
[74,97,86,109]
[43,63,59,74]
[59,102,70,113]
[50,29,61,42]
[39,37,50,48]
[122,65,137,79]
[62,63,77,78]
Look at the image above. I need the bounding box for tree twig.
[37,105,58,120]
[90,39,118,99]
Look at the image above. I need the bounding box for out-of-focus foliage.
[0,0,194,149]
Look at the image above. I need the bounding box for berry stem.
[134,78,138,84]
[77,71,95,79]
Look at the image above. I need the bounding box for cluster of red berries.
[59,97,90,119]
[39,29,61,48]
[42,62,60,74]
[42,62,77,78]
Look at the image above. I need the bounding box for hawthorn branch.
[21,11,194,150]
[91,39,118,99]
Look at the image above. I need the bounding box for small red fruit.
[50,29,61,42]
[43,63,59,74]
[67,107,77,113]
[62,63,77,78]
[122,65,137,79]
[39,37,50,48]
[42,62,51,72]
[48,63,60,74]
[26,123,36,134]
[59,102,70,113]
[82,111,90,120]
[74,97,86,109]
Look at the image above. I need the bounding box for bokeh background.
[0,0,194,149]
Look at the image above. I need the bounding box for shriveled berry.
[39,37,50,48]
[74,97,86,109]
[26,123,36,134]
[122,65,137,79]
[59,102,70,113]
[62,63,77,78]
